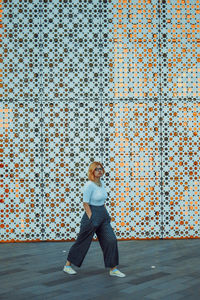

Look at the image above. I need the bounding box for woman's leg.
[65,260,71,266]
[96,221,119,268]
[67,214,95,267]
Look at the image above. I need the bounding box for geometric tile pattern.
[162,101,200,238]
[0,0,2,98]
[102,100,161,239]
[0,101,43,241]
[1,0,200,241]
[102,1,160,99]
[161,0,200,99]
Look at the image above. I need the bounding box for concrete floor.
[0,239,200,300]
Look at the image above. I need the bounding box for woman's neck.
[94,178,100,183]
[93,178,101,186]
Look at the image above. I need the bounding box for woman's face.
[93,164,104,179]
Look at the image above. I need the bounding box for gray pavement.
[0,239,200,300]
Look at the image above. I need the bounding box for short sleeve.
[83,182,94,203]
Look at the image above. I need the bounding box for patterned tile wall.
[1,0,200,241]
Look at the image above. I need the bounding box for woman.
[63,161,125,277]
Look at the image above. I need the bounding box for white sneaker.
[109,268,126,278]
[63,265,77,275]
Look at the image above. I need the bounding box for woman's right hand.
[83,202,92,220]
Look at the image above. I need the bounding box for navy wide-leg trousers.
[67,205,119,268]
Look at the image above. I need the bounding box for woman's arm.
[83,202,92,219]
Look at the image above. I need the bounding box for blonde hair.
[88,161,105,181]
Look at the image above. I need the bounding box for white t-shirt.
[83,180,108,206]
